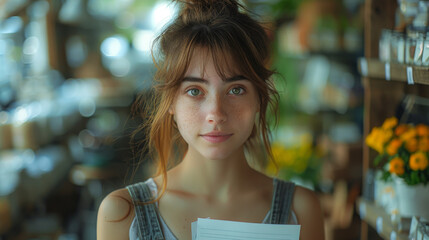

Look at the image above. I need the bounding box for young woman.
[97,0,325,239]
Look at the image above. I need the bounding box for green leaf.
[411,171,420,185]
[403,173,411,185]
[381,171,391,182]
[373,154,385,166]
[420,172,427,184]
[400,151,408,161]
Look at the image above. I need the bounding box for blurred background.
[0,0,427,239]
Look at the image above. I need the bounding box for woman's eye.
[187,88,201,96]
[229,87,245,95]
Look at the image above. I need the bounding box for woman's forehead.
[185,47,241,78]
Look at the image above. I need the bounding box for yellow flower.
[366,128,383,153]
[366,127,392,154]
[386,138,402,156]
[405,138,418,153]
[416,124,429,137]
[382,117,398,130]
[389,157,405,175]
[395,124,409,136]
[366,128,376,145]
[419,137,429,152]
[383,130,394,144]
[401,128,417,142]
[409,152,428,171]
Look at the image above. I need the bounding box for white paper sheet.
[191,218,301,240]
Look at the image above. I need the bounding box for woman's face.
[170,50,260,161]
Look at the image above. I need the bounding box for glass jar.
[406,36,417,64]
[421,32,429,65]
[413,32,425,65]
[390,31,406,63]
[405,32,425,65]
[379,29,392,61]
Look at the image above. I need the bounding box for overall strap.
[269,178,296,224]
[127,182,164,240]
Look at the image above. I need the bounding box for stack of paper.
[191,218,300,240]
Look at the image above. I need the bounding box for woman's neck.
[165,147,262,202]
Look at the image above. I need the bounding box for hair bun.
[176,0,241,24]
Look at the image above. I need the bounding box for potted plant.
[366,117,429,220]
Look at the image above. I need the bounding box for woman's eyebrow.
[182,75,247,83]
[182,77,207,83]
[225,75,247,82]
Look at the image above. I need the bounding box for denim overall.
[127,178,296,240]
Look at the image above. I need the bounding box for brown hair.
[132,0,279,201]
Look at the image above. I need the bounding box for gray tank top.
[127,178,296,240]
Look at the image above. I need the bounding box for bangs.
[184,44,245,81]
[195,25,263,82]
[210,42,248,81]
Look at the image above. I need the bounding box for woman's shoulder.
[97,188,135,240]
[98,188,134,222]
[292,185,320,212]
[292,185,325,240]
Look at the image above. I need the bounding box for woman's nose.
[205,95,227,125]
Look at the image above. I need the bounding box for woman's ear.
[169,107,174,115]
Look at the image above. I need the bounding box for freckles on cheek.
[232,107,244,121]
[176,105,200,130]
[231,104,255,122]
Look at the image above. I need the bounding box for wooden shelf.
[358,58,429,85]
[356,198,409,240]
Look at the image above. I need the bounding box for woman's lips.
[200,132,233,143]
